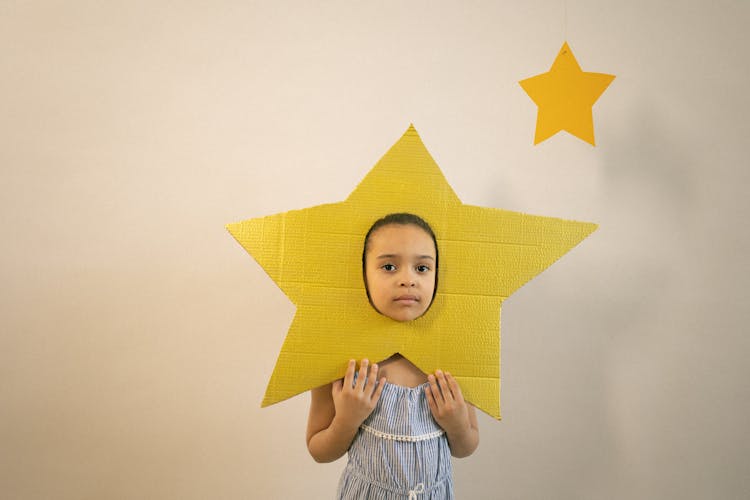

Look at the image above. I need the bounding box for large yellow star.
[520,42,615,145]
[227,126,597,418]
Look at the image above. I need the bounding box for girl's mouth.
[394,295,419,303]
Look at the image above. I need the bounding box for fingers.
[363,362,379,393]
[444,372,465,404]
[343,359,356,388]
[436,370,454,401]
[371,376,386,403]
[425,383,438,413]
[427,373,442,404]
[345,359,382,395]
[427,370,466,408]
[428,370,454,402]
[355,359,369,390]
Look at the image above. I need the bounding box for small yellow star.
[520,42,615,145]
[227,126,597,418]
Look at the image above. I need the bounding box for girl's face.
[364,223,437,322]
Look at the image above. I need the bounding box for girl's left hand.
[425,370,471,435]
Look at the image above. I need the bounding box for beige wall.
[2,1,748,498]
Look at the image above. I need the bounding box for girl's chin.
[383,309,426,322]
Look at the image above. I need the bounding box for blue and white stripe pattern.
[336,382,454,499]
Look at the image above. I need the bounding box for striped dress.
[336,382,454,499]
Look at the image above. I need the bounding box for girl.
[306,213,479,499]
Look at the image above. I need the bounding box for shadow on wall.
[595,95,701,334]
[588,96,741,498]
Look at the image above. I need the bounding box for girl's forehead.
[368,224,435,250]
[370,223,429,237]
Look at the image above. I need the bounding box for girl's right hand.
[331,359,385,429]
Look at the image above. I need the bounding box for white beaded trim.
[360,424,445,442]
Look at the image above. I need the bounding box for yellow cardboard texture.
[227,125,597,419]
[520,42,615,146]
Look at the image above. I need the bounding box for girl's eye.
[416,265,430,273]
[382,264,396,271]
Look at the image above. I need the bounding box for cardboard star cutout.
[227,126,597,418]
[520,42,615,145]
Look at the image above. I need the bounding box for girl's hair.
[362,213,439,312]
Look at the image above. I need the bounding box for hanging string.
[564,0,568,42]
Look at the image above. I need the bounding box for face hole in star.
[362,213,438,322]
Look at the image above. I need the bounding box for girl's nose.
[400,271,416,287]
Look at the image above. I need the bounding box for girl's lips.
[394,295,419,302]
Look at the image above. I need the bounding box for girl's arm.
[425,370,480,458]
[306,359,385,463]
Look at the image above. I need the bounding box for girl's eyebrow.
[376,254,434,260]
[376,254,399,259]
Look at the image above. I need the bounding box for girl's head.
[362,213,438,322]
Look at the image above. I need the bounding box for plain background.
[2,1,748,498]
